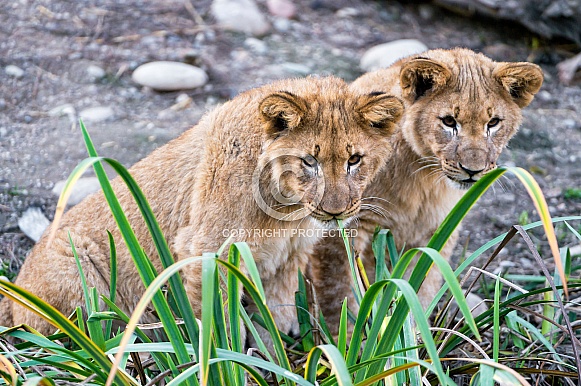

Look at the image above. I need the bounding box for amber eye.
[441,116,457,128]
[302,155,317,168]
[348,154,362,166]
[487,117,501,128]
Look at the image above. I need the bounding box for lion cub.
[0,76,403,340]
[309,48,543,331]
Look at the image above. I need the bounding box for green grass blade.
[381,279,454,386]
[509,168,566,295]
[305,344,353,386]
[296,270,315,351]
[226,244,245,386]
[105,230,117,340]
[402,313,421,386]
[0,281,132,385]
[493,277,501,363]
[338,220,363,306]
[506,311,565,363]
[200,253,216,386]
[214,259,292,374]
[104,255,206,386]
[371,228,391,282]
[79,120,200,355]
[337,298,348,358]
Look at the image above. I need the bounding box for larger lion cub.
[309,49,543,331]
[0,76,403,338]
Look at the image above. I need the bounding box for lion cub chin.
[0,76,403,347]
[308,48,543,334]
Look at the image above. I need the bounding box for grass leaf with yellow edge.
[305,344,353,386]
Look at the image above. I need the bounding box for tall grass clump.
[0,122,579,385]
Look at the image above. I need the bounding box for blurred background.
[1,0,580,280]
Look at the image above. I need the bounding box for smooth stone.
[466,293,488,318]
[211,0,270,36]
[131,61,209,91]
[86,64,106,80]
[5,65,24,78]
[48,103,76,117]
[79,106,115,122]
[267,0,296,19]
[281,62,311,75]
[18,207,50,242]
[244,37,268,54]
[360,39,428,72]
[52,177,102,206]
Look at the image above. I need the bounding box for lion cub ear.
[259,91,308,135]
[400,58,452,102]
[493,62,543,108]
[356,92,404,135]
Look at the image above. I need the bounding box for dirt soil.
[1,0,581,286]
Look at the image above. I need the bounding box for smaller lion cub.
[0,76,404,343]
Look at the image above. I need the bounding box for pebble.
[536,90,552,102]
[244,37,268,55]
[281,62,311,75]
[360,39,428,72]
[5,64,24,78]
[570,244,581,256]
[48,103,76,123]
[267,0,296,19]
[52,177,101,206]
[79,106,115,123]
[86,64,106,81]
[131,61,209,91]
[562,118,580,130]
[211,0,270,36]
[18,207,50,242]
[465,293,488,318]
[273,17,291,32]
[336,7,360,18]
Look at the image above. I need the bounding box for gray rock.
[466,293,488,318]
[211,0,270,36]
[52,177,101,206]
[281,62,311,75]
[18,207,50,242]
[360,39,428,72]
[131,61,209,91]
[5,65,24,78]
[79,106,115,123]
[48,103,76,123]
[244,37,268,55]
[86,64,106,81]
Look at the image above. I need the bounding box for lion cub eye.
[348,154,362,166]
[441,116,457,128]
[302,155,317,168]
[487,118,501,128]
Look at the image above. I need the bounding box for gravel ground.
[1,0,580,285]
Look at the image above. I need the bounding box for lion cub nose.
[320,196,350,218]
[458,162,484,177]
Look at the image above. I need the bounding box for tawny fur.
[0,77,404,347]
[308,48,543,334]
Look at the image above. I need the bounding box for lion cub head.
[256,77,403,225]
[399,49,543,189]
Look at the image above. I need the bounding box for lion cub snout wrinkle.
[308,48,543,336]
[0,77,403,349]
